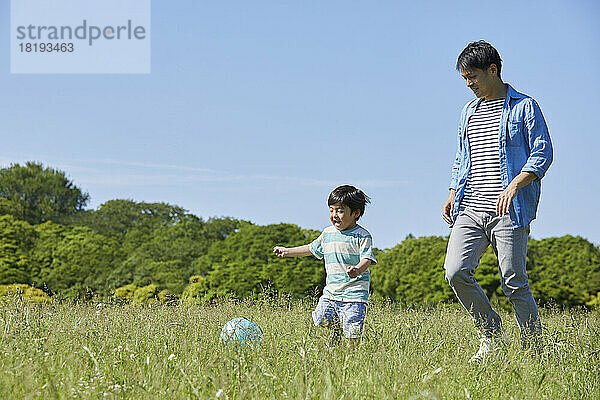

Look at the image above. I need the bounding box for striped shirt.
[460,98,505,213]
[310,224,376,303]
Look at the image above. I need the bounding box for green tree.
[196,223,325,299]
[110,214,239,294]
[71,201,239,294]
[116,214,211,293]
[527,236,600,307]
[73,199,186,241]
[372,236,454,303]
[44,227,125,298]
[371,234,600,308]
[29,221,68,290]
[202,217,240,242]
[0,162,89,225]
[0,215,36,284]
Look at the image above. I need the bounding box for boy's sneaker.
[468,337,504,363]
[328,328,341,347]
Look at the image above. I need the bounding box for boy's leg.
[337,302,367,343]
[444,209,503,337]
[312,297,341,345]
[489,214,541,347]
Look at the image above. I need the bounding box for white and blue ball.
[220,317,262,348]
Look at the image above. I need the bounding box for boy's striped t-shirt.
[309,224,377,303]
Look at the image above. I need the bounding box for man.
[442,41,553,362]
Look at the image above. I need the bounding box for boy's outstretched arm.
[273,245,312,257]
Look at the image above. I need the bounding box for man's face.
[329,203,360,231]
[460,66,497,99]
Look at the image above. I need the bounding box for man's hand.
[273,246,288,257]
[442,189,456,225]
[495,172,537,216]
[496,184,518,216]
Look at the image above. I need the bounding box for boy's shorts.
[312,297,367,338]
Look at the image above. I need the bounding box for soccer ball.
[220,317,262,348]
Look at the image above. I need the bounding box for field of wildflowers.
[0,296,598,399]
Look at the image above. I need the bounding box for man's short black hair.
[456,40,502,79]
[328,185,370,220]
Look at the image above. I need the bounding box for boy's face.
[329,203,360,231]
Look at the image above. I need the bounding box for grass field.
[0,296,599,399]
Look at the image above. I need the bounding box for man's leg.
[444,209,503,337]
[490,215,541,347]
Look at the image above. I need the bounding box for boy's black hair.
[328,185,370,220]
[456,40,502,79]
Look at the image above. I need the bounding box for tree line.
[0,162,598,308]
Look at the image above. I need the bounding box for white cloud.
[0,153,406,189]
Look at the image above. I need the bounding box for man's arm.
[444,107,467,224]
[442,189,456,225]
[496,171,537,216]
[273,245,312,257]
[449,121,464,191]
[520,99,553,180]
[496,99,553,216]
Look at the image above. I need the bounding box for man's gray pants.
[444,208,541,342]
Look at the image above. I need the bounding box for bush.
[157,289,178,305]
[0,283,51,303]
[586,292,600,309]
[114,284,137,302]
[113,283,178,305]
[180,275,207,303]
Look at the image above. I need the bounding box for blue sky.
[1,1,599,249]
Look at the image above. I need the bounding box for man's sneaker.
[468,337,502,363]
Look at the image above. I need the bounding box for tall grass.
[0,296,598,399]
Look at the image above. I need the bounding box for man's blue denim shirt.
[449,84,553,228]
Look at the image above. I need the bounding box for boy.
[273,185,376,347]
